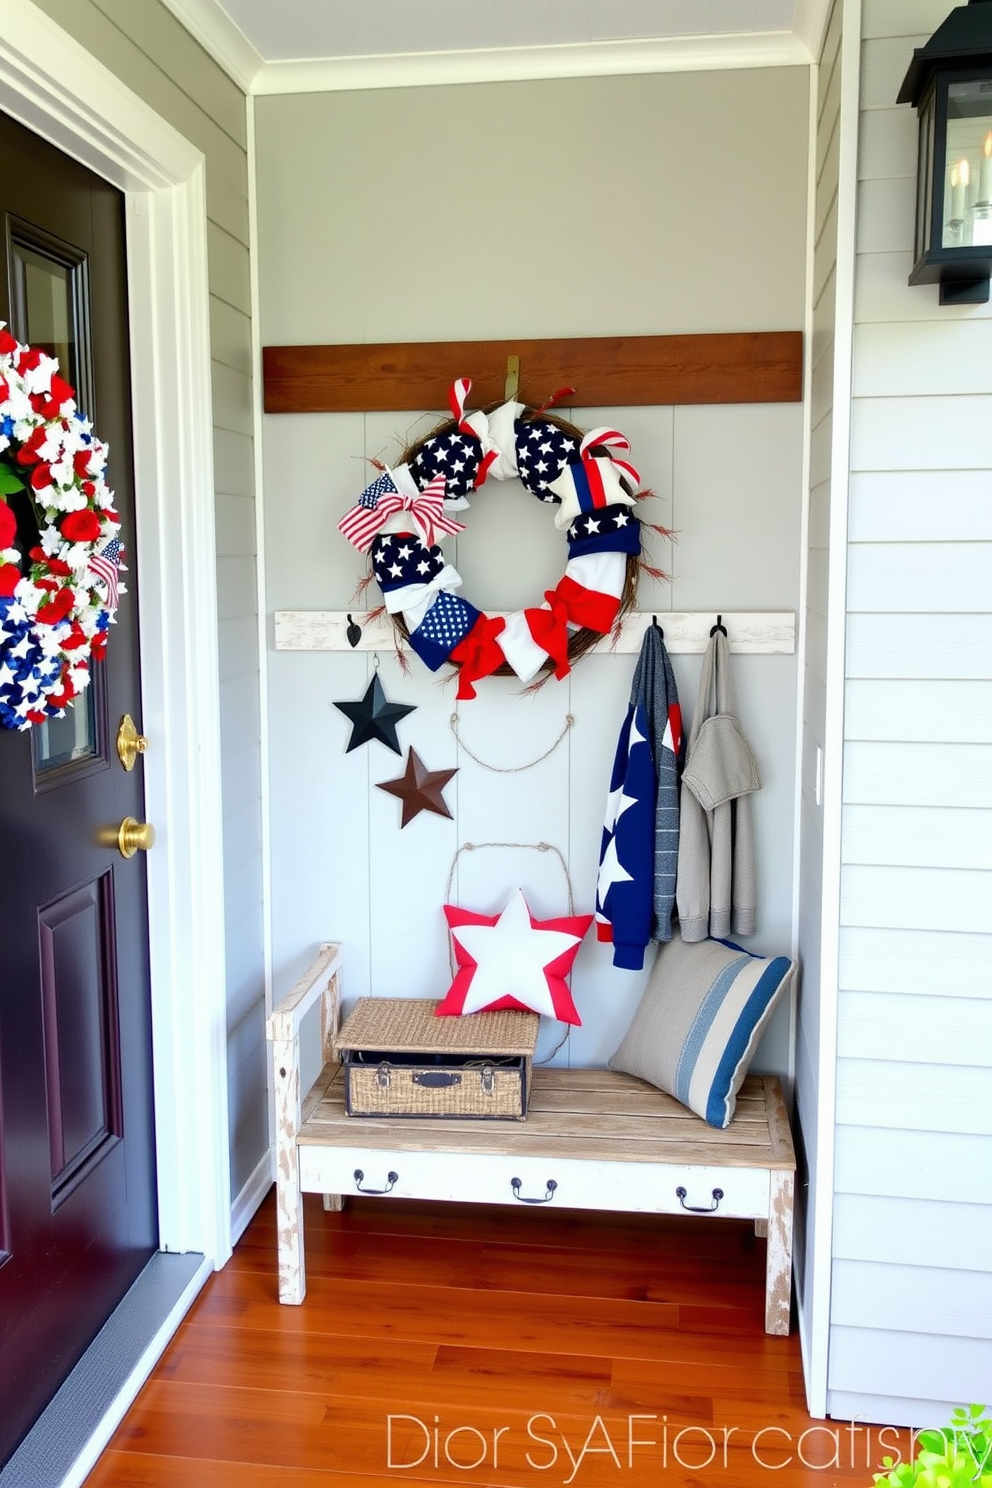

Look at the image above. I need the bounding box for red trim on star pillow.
[437,888,592,1024]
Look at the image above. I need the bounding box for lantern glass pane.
[918,93,935,260]
[942,78,992,248]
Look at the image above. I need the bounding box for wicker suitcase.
[334,998,539,1120]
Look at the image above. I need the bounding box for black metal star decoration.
[376,748,457,828]
[334,673,416,755]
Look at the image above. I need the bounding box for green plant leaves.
[0,461,25,495]
[873,1406,992,1488]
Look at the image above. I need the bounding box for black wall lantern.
[898,0,992,304]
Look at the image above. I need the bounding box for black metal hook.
[710,614,728,637]
[651,614,664,639]
[346,613,362,648]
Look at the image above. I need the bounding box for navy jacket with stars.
[595,697,658,970]
[595,628,683,971]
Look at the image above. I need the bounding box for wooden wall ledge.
[275,610,796,656]
[262,332,803,414]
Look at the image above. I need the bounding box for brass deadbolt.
[116,714,148,772]
[118,817,155,858]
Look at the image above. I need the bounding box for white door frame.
[0,0,232,1268]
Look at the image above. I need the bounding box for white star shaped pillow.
[437,889,592,1024]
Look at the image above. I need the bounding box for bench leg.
[764,1170,794,1335]
[272,1035,306,1305]
[754,1219,768,1237]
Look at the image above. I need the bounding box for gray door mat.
[0,1249,209,1488]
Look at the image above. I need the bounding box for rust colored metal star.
[376,748,457,828]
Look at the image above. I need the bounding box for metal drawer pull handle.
[353,1168,398,1195]
[412,1070,462,1088]
[676,1185,723,1213]
[511,1177,558,1204]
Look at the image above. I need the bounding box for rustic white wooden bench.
[267,943,796,1335]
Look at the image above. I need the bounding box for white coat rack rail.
[273,611,796,655]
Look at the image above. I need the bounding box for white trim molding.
[805,0,863,1421]
[794,0,836,61]
[1,0,232,1269]
[252,31,815,96]
[152,0,817,96]
[158,0,263,92]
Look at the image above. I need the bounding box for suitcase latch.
[376,1062,391,1089]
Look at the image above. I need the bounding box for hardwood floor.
[85,1192,904,1486]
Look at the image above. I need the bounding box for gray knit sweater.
[676,630,760,942]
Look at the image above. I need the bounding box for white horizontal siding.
[835,1124,992,1204]
[846,616,992,678]
[837,1058,992,1134]
[843,742,992,807]
[845,681,992,742]
[832,1259,992,1338]
[847,472,992,544]
[853,322,992,397]
[857,175,915,252]
[836,991,992,1064]
[839,926,992,994]
[840,864,990,933]
[858,108,915,182]
[833,1193,992,1271]
[847,543,992,612]
[862,1,954,40]
[828,1390,976,1432]
[842,804,992,869]
[829,1327,992,1415]
[851,396,992,471]
[860,33,932,113]
[856,250,992,324]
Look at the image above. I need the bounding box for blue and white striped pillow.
[609,932,794,1128]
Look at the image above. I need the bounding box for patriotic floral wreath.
[339,378,663,699]
[0,324,124,731]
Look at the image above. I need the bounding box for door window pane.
[9,230,92,413]
[8,230,102,778]
[34,692,98,772]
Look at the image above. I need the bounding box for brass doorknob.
[116,714,148,771]
[118,817,155,858]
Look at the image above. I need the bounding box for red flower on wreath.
[61,509,102,543]
[0,502,16,548]
[36,587,76,626]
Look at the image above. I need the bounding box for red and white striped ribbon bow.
[579,426,641,490]
[448,377,499,485]
[338,473,465,553]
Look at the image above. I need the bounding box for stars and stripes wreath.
[338,378,662,699]
[0,324,125,730]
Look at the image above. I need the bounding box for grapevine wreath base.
[338,379,663,699]
[0,324,123,730]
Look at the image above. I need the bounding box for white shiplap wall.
[31,0,269,1227]
[827,0,992,1425]
[255,68,808,1084]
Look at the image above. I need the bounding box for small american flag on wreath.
[88,536,123,610]
[338,471,400,552]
